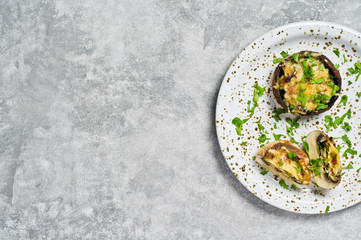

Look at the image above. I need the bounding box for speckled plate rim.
[215,21,361,214]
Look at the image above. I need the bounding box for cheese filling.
[319,141,341,181]
[274,52,335,113]
[264,146,304,182]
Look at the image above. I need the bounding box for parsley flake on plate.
[339,95,348,106]
[342,122,351,132]
[273,133,286,140]
[232,117,249,136]
[258,133,270,144]
[273,108,288,122]
[343,148,357,157]
[333,48,340,57]
[279,179,289,190]
[325,205,330,213]
[343,163,354,170]
[260,170,268,175]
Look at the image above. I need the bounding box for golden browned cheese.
[275,54,334,112]
[264,146,303,181]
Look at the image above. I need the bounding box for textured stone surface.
[1,0,361,239]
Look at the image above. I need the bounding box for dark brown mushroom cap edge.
[272,51,342,116]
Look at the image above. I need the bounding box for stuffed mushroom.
[256,140,312,188]
[306,130,342,189]
[272,51,341,116]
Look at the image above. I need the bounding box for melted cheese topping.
[275,53,334,113]
[265,147,303,181]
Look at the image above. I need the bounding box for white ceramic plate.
[216,21,361,214]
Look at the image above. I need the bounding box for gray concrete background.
[1,0,361,239]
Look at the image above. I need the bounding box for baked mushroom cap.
[256,140,312,188]
[306,130,341,189]
[272,51,342,116]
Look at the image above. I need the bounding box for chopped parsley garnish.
[325,110,351,131]
[303,141,309,154]
[290,138,299,144]
[318,66,324,71]
[341,134,352,148]
[273,51,289,64]
[285,117,300,136]
[357,92,361,98]
[310,78,325,84]
[336,109,352,125]
[302,59,314,78]
[279,179,289,190]
[315,78,326,84]
[339,95,348,106]
[247,101,257,118]
[348,67,357,74]
[335,63,340,69]
[258,134,270,143]
[312,93,330,103]
[279,161,284,167]
[343,148,357,157]
[347,61,361,82]
[260,170,268,175]
[336,145,343,153]
[273,58,283,64]
[324,115,335,131]
[273,108,288,122]
[343,163,354,169]
[325,205,330,213]
[273,133,286,140]
[288,152,297,160]
[301,75,306,84]
[241,141,247,146]
[333,48,340,57]
[357,168,361,173]
[294,166,300,172]
[343,54,348,63]
[232,117,249,136]
[280,51,289,58]
[355,61,361,70]
[356,73,361,81]
[332,85,339,95]
[293,53,299,62]
[252,84,265,102]
[297,88,307,105]
[233,85,265,135]
[256,119,265,132]
[291,184,297,190]
[316,104,328,110]
[341,172,346,176]
[342,122,352,132]
[348,81,353,86]
[310,158,322,176]
[249,84,265,117]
